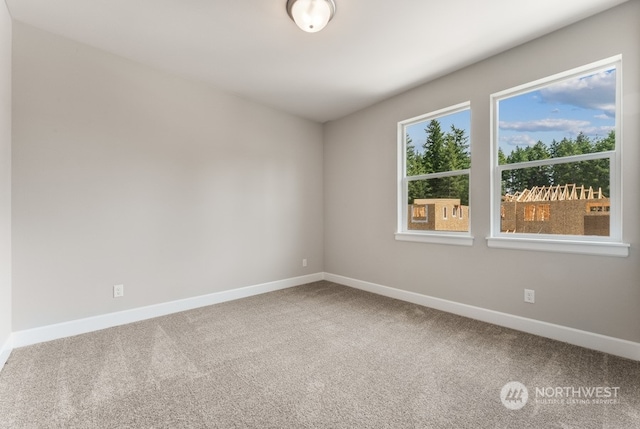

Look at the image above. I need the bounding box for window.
[489,56,629,257]
[524,205,536,222]
[537,204,550,221]
[411,204,428,223]
[396,102,473,245]
[587,202,610,213]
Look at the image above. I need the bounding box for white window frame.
[396,102,474,246]
[487,56,629,257]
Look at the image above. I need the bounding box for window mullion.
[497,151,613,172]
[407,169,470,181]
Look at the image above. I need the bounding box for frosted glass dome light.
[286,0,336,33]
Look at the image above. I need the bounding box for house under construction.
[408,198,469,232]
[407,184,610,236]
[501,184,610,236]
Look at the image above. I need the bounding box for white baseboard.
[6,271,639,366]
[11,273,324,350]
[324,273,640,362]
[0,334,12,369]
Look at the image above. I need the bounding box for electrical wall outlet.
[302,258,308,267]
[113,284,124,298]
[524,289,535,304]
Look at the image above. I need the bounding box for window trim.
[396,101,474,246]
[488,55,629,257]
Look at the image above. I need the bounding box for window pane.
[498,68,616,166]
[500,159,610,237]
[407,175,469,232]
[405,110,470,176]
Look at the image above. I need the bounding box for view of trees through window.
[495,64,617,237]
[403,107,470,232]
[398,58,622,248]
[499,131,614,197]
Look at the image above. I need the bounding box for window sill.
[395,232,474,247]
[486,236,630,257]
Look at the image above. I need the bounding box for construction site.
[500,184,610,236]
[408,184,610,236]
[408,198,469,232]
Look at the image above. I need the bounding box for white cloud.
[500,134,537,147]
[499,118,590,133]
[580,125,615,137]
[539,69,616,117]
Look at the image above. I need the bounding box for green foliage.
[406,135,428,203]
[406,115,614,217]
[406,119,470,205]
[502,131,614,196]
[407,125,615,205]
[502,142,551,193]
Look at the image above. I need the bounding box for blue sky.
[498,68,616,155]
[405,67,615,156]
[406,109,470,156]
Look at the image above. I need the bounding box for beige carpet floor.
[0,281,638,428]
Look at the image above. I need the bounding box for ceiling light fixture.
[286,0,336,33]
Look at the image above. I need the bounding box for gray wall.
[12,23,324,331]
[0,2,12,347]
[324,1,640,343]
[8,3,640,345]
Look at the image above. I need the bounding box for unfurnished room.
[0,0,639,428]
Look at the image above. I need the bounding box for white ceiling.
[5,0,630,123]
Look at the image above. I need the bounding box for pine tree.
[406,135,427,203]
[422,120,446,198]
[498,148,508,195]
[501,132,613,197]
[443,125,470,205]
